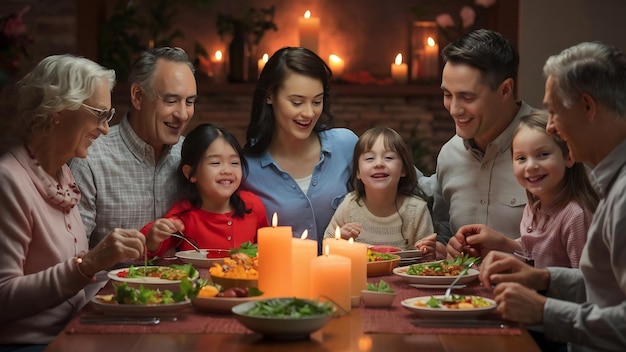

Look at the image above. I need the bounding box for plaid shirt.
[68,116,182,248]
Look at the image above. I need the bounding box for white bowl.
[361,290,396,308]
[231,298,334,339]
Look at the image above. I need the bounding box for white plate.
[392,263,479,285]
[231,298,334,339]
[401,295,496,319]
[91,296,190,316]
[108,266,199,292]
[175,249,230,269]
[409,283,466,289]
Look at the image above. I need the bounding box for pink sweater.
[0,146,97,344]
[517,200,592,269]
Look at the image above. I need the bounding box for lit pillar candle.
[291,230,317,298]
[322,227,368,306]
[422,36,439,80]
[391,53,408,84]
[310,245,351,313]
[298,10,319,53]
[257,213,293,297]
[210,50,225,83]
[328,54,345,79]
[257,53,268,75]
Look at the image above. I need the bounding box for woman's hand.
[80,228,147,277]
[339,222,362,240]
[146,218,185,252]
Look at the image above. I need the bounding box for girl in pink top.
[448,110,599,268]
[143,124,268,256]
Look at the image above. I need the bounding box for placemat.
[361,274,522,336]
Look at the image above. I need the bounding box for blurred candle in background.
[257,53,268,75]
[422,36,439,80]
[291,230,317,298]
[322,227,368,306]
[310,245,351,313]
[298,10,319,53]
[328,54,345,79]
[257,213,293,297]
[391,53,408,84]
[210,50,225,83]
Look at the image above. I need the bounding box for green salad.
[245,298,334,318]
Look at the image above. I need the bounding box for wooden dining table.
[45,264,540,352]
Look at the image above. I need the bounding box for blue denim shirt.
[242,128,358,253]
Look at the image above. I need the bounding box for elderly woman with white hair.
[0,55,146,351]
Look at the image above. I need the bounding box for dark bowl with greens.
[231,297,335,339]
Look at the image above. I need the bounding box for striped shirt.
[68,116,182,248]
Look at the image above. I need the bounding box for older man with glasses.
[69,47,198,248]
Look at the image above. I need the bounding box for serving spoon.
[444,261,475,298]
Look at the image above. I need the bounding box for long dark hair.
[244,47,335,155]
[177,123,250,218]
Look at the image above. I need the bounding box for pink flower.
[460,6,476,28]
[436,13,455,28]
[1,5,30,38]
[475,0,497,8]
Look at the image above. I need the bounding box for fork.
[170,231,203,253]
[444,261,475,298]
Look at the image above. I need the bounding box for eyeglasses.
[80,103,115,125]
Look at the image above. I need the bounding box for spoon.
[444,261,475,298]
[171,231,203,253]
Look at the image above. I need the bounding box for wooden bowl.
[367,255,401,276]
[210,275,258,290]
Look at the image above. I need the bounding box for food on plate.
[413,295,493,309]
[115,263,197,280]
[229,241,258,258]
[406,255,479,277]
[197,284,220,298]
[209,252,258,279]
[96,278,200,305]
[243,298,334,318]
[366,280,395,293]
[368,245,401,254]
[367,249,398,262]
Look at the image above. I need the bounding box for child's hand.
[146,218,185,252]
[414,233,437,260]
[340,223,362,240]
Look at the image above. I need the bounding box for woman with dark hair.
[142,123,268,256]
[241,47,358,252]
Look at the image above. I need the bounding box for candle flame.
[300,229,309,240]
[272,213,278,227]
[348,237,354,244]
[324,244,330,256]
[304,10,311,19]
[394,53,403,65]
[214,50,223,61]
[334,226,341,240]
[329,54,342,63]
[427,37,436,47]
[262,53,268,62]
